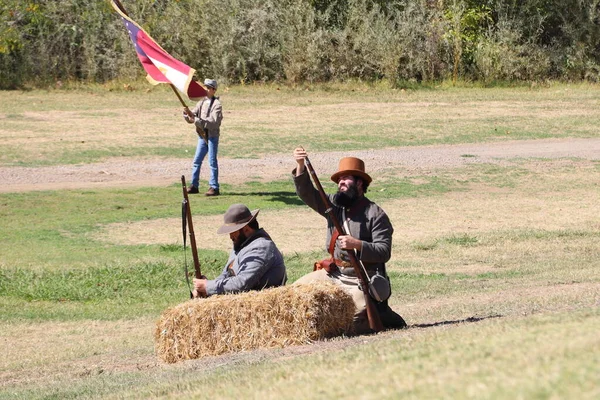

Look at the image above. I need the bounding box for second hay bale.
[155,282,355,363]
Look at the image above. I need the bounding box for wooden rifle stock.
[303,156,384,332]
[181,176,202,280]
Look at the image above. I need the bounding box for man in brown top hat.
[192,203,287,298]
[291,147,406,334]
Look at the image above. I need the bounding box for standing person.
[183,78,223,196]
[291,147,406,334]
[192,203,287,298]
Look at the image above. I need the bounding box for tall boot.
[376,299,407,330]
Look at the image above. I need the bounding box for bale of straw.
[154,282,355,363]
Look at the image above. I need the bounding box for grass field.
[0,83,599,399]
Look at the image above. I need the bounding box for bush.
[1,0,600,88]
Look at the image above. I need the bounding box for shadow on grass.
[410,314,503,329]
[223,191,305,206]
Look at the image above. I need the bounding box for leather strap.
[328,229,339,258]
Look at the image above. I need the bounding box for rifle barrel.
[181,175,202,279]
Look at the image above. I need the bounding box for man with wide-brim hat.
[192,203,287,298]
[291,148,407,334]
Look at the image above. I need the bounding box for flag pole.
[172,84,208,144]
[112,0,128,16]
[112,0,201,121]
[170,83,193,110]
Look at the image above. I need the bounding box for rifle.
[181,175,202,297]
[303,156,384,332]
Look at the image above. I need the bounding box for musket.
[181,175,202,296]
[303,156,384,333]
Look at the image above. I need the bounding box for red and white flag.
[111,0,207,100]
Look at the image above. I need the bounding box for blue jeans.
[191,135,219,190]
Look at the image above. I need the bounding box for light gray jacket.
[206,229,287,296]
[190,96,223,138]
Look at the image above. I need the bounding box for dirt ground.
[2,137,599,193]
[4,137,598,255]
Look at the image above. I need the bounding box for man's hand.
[192,278,208,298]
[338,235,363,251]
[293,147,307,176]
[183,109,195,123]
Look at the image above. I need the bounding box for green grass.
[2,83,600,166]
[0,173,459,321]
[2,310,598,399]
[0,85,599,399]
[0,176,457,270]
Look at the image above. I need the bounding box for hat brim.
[216,209,259,235]
[331,170,372,184]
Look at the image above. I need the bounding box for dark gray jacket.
[293,169,393,274]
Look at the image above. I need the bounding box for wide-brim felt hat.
[330,157,372,184]
[217,204,260,235]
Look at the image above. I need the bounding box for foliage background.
[1,0,600,89]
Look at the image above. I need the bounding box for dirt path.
[1,138,598,193]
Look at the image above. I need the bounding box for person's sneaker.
[205,187,220,196]
[186,185,199,194]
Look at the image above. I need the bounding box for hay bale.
[154,282,355,363]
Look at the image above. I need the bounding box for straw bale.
[154,282,355,363]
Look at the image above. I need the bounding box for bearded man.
[192,204,287,298]
[291,148,406,334]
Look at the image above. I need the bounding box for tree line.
[1,0,599,89]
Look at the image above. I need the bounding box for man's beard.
[233,231,248,252]
[334,183,360,208]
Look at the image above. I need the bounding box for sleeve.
[359,209,393,263]
[191,100,203,117]
[205,245,273,295]
[205,253,234,295]
[292,168,332,217]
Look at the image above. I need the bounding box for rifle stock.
[181,175,202,280]
[303,156,384,333]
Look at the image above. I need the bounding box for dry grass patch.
[399,282,600,325]
[391,186,598,243]
[91,184,598,264]
[0,318,157,389]
[4,87,600,166]
[91,207,325,255]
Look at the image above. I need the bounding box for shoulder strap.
[205,97,215,119]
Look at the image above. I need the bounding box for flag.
[111,0,207,100]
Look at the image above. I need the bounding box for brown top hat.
[330,157,372,184]
[216,204,260,235]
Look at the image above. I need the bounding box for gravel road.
[1,138,598,193]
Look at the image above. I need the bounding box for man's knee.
[293,269,331,285]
